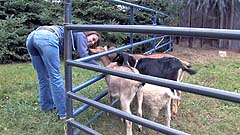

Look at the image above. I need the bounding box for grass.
[0,58,240,135]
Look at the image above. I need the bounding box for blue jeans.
[26,30,66,117]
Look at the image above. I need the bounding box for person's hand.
[89,46,105,54]
[108,46,116,50]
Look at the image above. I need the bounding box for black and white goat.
[112,53,196,79]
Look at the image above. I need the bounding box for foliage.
[0,0,63,63]
[0,0,184,63]
[0,16,29,63]
[72,0,128,24]
[124,0,183,26]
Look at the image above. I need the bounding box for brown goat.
[105,63,144,135]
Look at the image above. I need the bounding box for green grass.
[0,58,240,135]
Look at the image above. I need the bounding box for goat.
[141,83,181,127]
[92,46,192,68]
[112,53,196,78]
[89,46,195,118]
[112,52,197,118]
[89,45,190,67]
[105,62,144,135]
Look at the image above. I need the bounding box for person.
[26,25,100,119]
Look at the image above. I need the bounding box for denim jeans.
[26,30,66,117]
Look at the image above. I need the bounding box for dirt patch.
[169,45,240,64]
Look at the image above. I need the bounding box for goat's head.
[89,46,105,54]
[112,53,136,67]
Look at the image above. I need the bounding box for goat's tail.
[166,92,181,100]
[180,60,192,68]
[171,95,181,100]
[183,66,197,75]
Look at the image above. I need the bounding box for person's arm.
[73,32,100,65]
[89,46,111,66]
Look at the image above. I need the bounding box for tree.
[0,0,63,63]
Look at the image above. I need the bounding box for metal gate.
[63,0,240,135]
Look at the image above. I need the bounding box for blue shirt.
[51,25,99,65]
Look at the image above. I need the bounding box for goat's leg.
[171,99,178,119]
[136,90,143,131]
[120,96,133,135]
[107,91,113,116]
[176,70,184,106]
[176,90,182,106]
[108,91,113,105]
[119,100,125,123]
[170,89,178,119]
[165,101,172,127]
[171,69,184,118]
[149,107,158,122]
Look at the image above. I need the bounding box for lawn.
[0,57,240,135]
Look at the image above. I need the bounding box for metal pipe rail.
[64,23,240,135]
[73,90,108,117]
[107,0,171,53]
[106,0,168,17]
[144,39,173,54]
[68,92,190,135]
[74,99,119,135]
[64,2,240,134]
[74,36,162,63]
[68,120,102,135]
[66,61,240,104]
[72,74,105,93]
[65,24,240,40]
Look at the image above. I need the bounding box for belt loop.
[36,26,59,38]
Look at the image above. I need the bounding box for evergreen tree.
[0,0,63,63]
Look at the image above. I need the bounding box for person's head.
[83,31,100,48]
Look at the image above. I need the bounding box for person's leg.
[26,31,55,112]
[31,56,55,112]
[33,31,66,117]
[42,46,66,117]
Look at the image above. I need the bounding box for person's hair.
[83,31,100,48]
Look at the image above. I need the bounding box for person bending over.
[26,25,100,119]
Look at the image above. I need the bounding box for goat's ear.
[127,55,136,67]
[122,54,130,66]
[112,53,120,62]
[136,82,145,88]
[112,53,125,66]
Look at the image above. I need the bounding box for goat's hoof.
[137,126,143,132]
[177,101,181,106]
[171,114,177,119]
[121,118,125,123]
